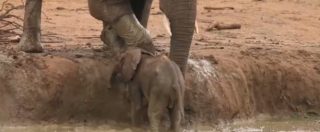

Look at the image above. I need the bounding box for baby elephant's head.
[113,47,142,82]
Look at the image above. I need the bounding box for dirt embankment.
[0,48,319,125]
[186,48,320,124]
[0,51,131,123]
[0,0,320,128]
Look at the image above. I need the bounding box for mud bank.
[0,51,319,124]
[185,51,320,123]
[0,51,130,123]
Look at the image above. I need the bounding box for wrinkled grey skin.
[19,0,196,74]
[112,48,185,132]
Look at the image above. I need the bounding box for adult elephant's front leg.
[130,0,153,27]
[18,0,43,53]
[88,0,156,53]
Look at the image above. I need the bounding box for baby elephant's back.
[137,55,183,95]
[140,55,181,81]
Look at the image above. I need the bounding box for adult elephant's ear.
[120,48,142,82]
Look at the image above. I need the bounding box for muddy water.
[1,117,319,132]
[200,116,320,132]
[0,123,140,132]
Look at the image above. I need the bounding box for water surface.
[1,117,320,132]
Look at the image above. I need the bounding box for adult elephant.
[18,0,197,73]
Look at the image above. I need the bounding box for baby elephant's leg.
[169,103,182,132]
[148,91,168,132]
[129,83,143,126]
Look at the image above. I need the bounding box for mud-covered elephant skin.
[19,0,196,74]
[112,48,185,132]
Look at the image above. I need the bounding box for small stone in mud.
[314,65,320,74]
[205,55,218,64]
[86,42,92,47]
[214,23,241,30]
[56,7,66,10]
[249,46,263,50]
[75,54,83,58]
[8,35,21,43]
[196,37,205,41]
[297,49,311,57]
[12,55,18,60]
[206,25,215,32]
[245,36,256,39]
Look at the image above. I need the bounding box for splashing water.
[188,59,217,82]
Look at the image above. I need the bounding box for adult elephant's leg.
[130,0,153,27]
[112,14,156,53]
[100,0,152,47]
[100,22,124,53]
[160,0,197,74]
[88,0,155,53]
[140,0,153,27]
[18,0,43,53]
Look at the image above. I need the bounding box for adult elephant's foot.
[18,34,43,53]
[112,14,156,54]
[100,25,124,53]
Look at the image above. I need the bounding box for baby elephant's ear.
[120,48,142,81]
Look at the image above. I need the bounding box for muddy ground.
[1,0,320,131]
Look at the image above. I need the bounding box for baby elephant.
[112,48,185,132]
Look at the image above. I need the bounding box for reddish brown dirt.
[0,51,132,123]
[1,0,320,128]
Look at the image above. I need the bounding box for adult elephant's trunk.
[161,0,197,74]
